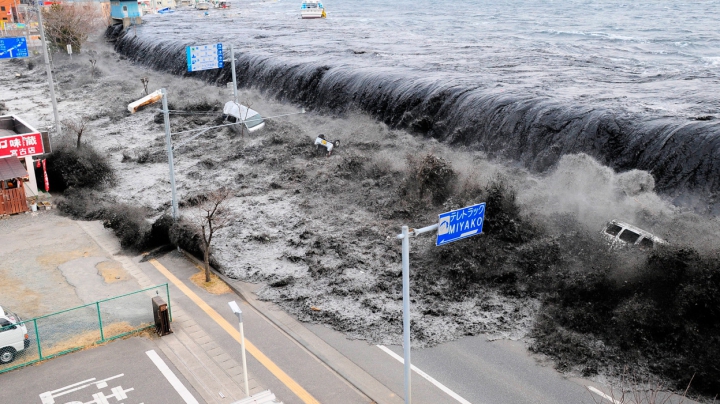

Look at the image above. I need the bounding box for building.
[0,115,51,215]
[110,0,142,28]
[0,0,17,24]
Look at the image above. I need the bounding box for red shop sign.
[0,132,45,158]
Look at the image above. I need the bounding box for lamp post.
[228,300,250,397]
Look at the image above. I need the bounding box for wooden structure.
[0,157,28,215]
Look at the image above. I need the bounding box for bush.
[45,142,114,191]
[54,188,106,220]
[531,245,720,396]
[102,205,151,249]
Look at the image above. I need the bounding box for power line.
[169,110,307,137]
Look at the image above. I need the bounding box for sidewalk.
[76,221,258,404]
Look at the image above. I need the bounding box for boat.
[301,0,326,19]
[196,1,211,10]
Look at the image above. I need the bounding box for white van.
[0,306,30,364]
[601,220,666,250]
[223,101,265,133]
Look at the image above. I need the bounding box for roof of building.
[0,156,28,181]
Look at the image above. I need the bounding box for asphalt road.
[0,337,202,404]
[306,325,595,404]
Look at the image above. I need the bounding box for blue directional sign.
[436,202,486,246]
[0,37,29,60]
[186,43,224,72]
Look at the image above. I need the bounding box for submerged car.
[601,220,666,250]
[223,101,265,133]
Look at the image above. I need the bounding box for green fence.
[0,283,171,374]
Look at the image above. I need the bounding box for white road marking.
[40,374,125,404]
[146,349,199,404]
[588,386,621,404]
[376,345,472,404]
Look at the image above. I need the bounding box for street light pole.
[35,2,61,135]
[401,225,411,404]
[161,88,179,220]
[228,301,250,397]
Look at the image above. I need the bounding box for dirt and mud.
[2,34,720,399]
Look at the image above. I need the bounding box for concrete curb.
[178,249,403,404]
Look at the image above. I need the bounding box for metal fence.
[0,283,171,374]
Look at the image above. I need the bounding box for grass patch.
[96,260,129,283]
[189,265,232,295]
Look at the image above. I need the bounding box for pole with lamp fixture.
[228,300,250,397]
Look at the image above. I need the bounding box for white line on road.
[146,349,199,404]
[376,345,473,404]
[587,386,621,404]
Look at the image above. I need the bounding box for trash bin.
[152,296,172,336]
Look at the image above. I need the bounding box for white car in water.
[601,220,666,250]
[0,306,30,364]
[223,101,265,133]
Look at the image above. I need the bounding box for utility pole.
[35,2,61,136]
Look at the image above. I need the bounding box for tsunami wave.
[109,28,720,211]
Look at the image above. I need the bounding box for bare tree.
[88,50,98,76]
[42,3,105,53]
[193,188,233,283]
[140,77,150,96]
[62,116,89,149]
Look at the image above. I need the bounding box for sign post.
[229,44,239,106]
[395,202,485,404]
[0,37,29,59]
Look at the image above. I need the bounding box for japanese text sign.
[0,36,29,59]
[186,43,224,72]
[436,202,486,246]
[0,132,44,158]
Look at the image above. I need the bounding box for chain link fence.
[0,283,170,374]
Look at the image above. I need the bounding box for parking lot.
[0,336,201,404]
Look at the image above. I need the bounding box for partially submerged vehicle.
[601,220,666,250]
[223,101,265,133]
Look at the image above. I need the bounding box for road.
[0,337,201,404]
[145,251,603,404]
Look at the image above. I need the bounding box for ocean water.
[116,0,720,207]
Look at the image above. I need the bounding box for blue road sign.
[186,43,224,72]
[436,202,486,246]
[0,37,29,60]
